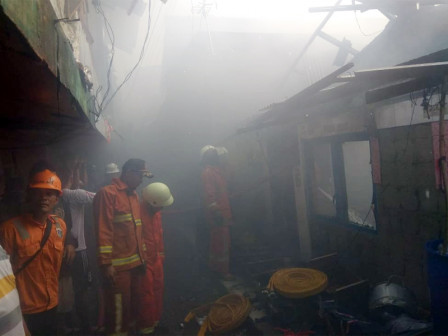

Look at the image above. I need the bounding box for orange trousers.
[137,258,164,334]
[103,267,143,335]
[209,225,230,275]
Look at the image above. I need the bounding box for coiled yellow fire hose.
[267,268,328,298]
[184,293,252,336]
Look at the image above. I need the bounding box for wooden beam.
[355,62,448,82]
[365,77,438,104]
[317,31,359,55]
[282,0,343,85]
[309,5,372,12]
[259,63,354,124]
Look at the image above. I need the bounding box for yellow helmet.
[142,183,174,207]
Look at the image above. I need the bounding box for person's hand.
[102,264,116,285]
[64,244,76,265]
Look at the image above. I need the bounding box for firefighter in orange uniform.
[0,169,68,335]
[200,146,233,279]
[137,182,174,334]
[93,158,152,335]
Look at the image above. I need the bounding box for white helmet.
[105,163,120,174]
[142,182,174,207]
[200,145,216,160]
[216,146,228,157]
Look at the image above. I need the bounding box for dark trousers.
[23,307,57,336]
[72,249,98,331]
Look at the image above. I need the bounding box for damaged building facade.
[224,3,448,314]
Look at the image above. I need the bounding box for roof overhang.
[0,3,103,149]
[243,48,448,133]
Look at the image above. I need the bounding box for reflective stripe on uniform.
[12,220,29,240]
[113,214,132,223]
[99,246,113,254]
[113,214,142,226]
[111,254,140,267]
[140,326,155,334]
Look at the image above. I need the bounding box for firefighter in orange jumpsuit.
[93,158,152,335]
[200,146,233,279]
[0,169,70,335]
[137,182,174,334]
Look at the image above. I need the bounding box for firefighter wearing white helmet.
[200,143,233,279]
[103,163,120,186]
[137,182,174,334]
[105,163,120,175]
[200,145,216,160]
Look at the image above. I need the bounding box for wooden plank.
[355,62,448,82]
[307,252,339,271]
[334,279,369,293]
[309,4,371,13]
[317,31,359,55]
[365,77,438,104]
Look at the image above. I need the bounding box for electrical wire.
[190,0,217,55]
[99,0,158,117]
[92,0,163,122]
[400,91,418,160]
[352,0,386,37]
[93,0,116,112]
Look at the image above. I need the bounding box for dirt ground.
[160,213,229,336]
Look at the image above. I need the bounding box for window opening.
[342,141,376,229]
[308,136,377,231]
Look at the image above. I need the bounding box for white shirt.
[0,245,25,336]
[62,189,95,252]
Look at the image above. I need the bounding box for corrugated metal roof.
[245,5,448,132]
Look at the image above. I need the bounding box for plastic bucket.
[426,239,448,334]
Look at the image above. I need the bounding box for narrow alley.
[2,1,448,336]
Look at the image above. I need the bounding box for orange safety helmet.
[28,169,62,195]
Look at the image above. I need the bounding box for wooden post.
[293,139,312,261]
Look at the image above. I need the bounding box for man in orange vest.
[0,169,69,335]
[200,146,233,279]
[93,158,152,335]
[137,182,174,334]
